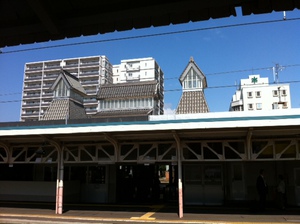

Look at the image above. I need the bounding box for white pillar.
[178,162,183,218]
[173,132,183,218]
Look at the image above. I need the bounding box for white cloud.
[164,103,176,115]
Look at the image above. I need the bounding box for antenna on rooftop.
[283,11,286,20]
[235,80,239,90]
[272,63,284,84]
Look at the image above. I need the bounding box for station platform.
[1,202,300,224]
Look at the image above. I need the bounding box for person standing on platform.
[256,169,268,211]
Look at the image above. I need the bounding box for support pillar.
[246,128,253,160]
[0,142,10,164]
[173,132,183,218]
[55,145,64,214]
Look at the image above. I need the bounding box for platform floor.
[1,201,300,224]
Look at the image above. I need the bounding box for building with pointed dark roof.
[93,80,162,119]
[176,57,209,114]
[40,70,88,121]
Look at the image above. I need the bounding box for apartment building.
[229,74,291,111]
[112,57,164,115]
[21,56,113,121]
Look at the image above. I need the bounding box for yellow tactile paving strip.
[131,204,164,220]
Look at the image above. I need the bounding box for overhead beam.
[2,0,299,48]
[26,0,59,35]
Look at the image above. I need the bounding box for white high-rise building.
[21,56,113,121]
[229,74,291,111]
[112,57,164,114]
[113,57,163,83]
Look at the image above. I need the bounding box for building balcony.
[80,70,99,76]
[231,100,243,107]
[26,66,43,71]
[44,64,61,70]
[44,73,59,79]
[126,74,140,81]
[42,93,54,97]
[24,85,41,90]
[25,76,42,81]
[24,81,42,86]
[125,65,140,72]
[22,102,40,107]
[80,61,99,67]
[41,84,52,89]
[22,111,40,116]
[23,94,40,99]
[64,63,79,68]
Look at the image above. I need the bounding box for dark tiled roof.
[40,98,87,120]
[176,91,209,114]
[51,70,86,96]
[69,100,89,119]
[97,81,158,99]
[63,70,86,95]
[92,108,153,118]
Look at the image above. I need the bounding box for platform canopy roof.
[1,109,300,145]
[1,0,299,48]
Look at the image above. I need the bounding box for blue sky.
[0,9,299,122]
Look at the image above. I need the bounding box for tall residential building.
[21,56,113,121]
[229,74,291,111]
[176,57,209,114]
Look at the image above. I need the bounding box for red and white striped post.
[55,146,64,214]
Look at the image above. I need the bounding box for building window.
[273,90,278,96]
[247,92,253,98]
[255,91,261,98]
[183,68,201,90]
[256,103,262,110]
[129,99,134,107]
[282,89,287,96]
[248,104,253,110]
[272,102,278,109]
[55,79,69,97]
